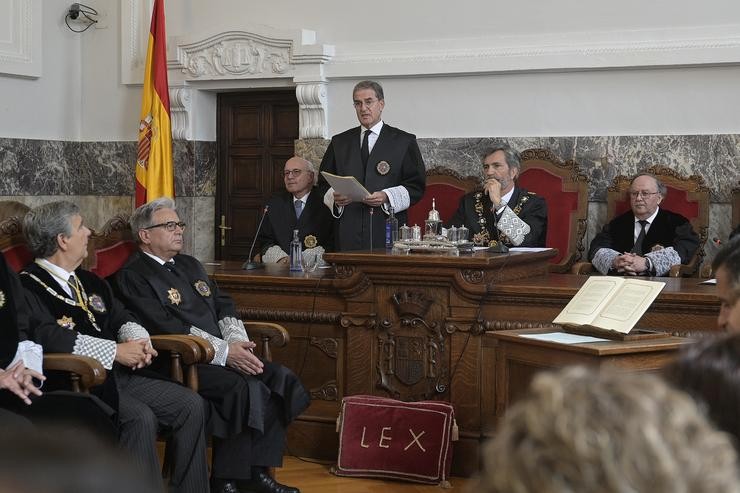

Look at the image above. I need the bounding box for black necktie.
[632,220,649,254]
[361,129,370,167]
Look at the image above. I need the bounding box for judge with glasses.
[256,156,334,264]
[588,173,700,276]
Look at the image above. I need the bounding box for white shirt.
[634,207,660,242]
[360,121,384,153]
[36,258,75,298]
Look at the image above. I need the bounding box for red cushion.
[407,183,469,227]
[614,187,700,220]
[334,395,455,485]
[89,241,138,279]
[2,245,33,273]
[518,168,578,265]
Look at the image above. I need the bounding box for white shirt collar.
[501,187,515,205]
[363,120,384,135]
[36,258,74,295]
[143,250,171,266]
[293,191,310,204]
[636,207,660,224]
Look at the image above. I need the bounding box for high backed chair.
[573,165,709,277]
[407,167,480,227]
[518,149,589,272]
[85,214,139,279]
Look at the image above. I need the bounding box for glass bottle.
[385,206,398,248]
[289,229,303,272]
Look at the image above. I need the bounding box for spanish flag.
[135,0,173,207]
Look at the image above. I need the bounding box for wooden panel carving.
[310,337,339,358]
[310,380,338,401]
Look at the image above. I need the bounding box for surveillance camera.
[69,3,80,20]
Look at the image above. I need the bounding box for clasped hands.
[612,253,649,275]
[226,341,264,375]
[116,338,157,370]
[0,360,44,405]
[333,191,388,208]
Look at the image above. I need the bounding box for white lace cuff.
[262,245,289,263]
[645,247,682,276]
[592,248,620,275]
[189,326,229,366]
[8,341,44,375]
[382,186,410,213]
[497,207,531,246]
[73,334,116,370]
[218,317,250,343]
[117,321,150,342]
[324,188,343,218]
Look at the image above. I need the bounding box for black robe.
[588,208,700,264]
[0,256,116,436]
[113,251,311,477]
[319,123,426,251]
[257,189,335,258]
[448,187,548,247]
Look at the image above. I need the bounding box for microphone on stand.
[243,205,269,270]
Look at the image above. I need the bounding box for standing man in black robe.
[319,80,426,250]
[114,197,310,493]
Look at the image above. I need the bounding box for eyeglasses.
[353,99,379,109]
[144,221,186,232]
[283,169,305,178]
[629,191,660,199]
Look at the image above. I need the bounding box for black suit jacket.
[448,187,548,247]
[257,189,334,257]
[319,123,426,250]
[588,208,700,263]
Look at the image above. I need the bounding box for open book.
[321,171,371,202]
[553,277,665,334]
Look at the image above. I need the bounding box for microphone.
[242,205,269,270]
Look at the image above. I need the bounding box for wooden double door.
[216,90,298,260]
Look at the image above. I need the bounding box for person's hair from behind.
[23,201,80,258]
[665,332,740,448]
[0,426,160,493]
[713,236,740,298]
[473,366,740,493]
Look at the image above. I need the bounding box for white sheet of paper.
[700,278,717,285]
[519,332,611,344]
[321,171,371,202]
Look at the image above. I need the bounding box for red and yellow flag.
[135,0,173,207]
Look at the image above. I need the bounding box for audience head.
[473,366,740,493]
[353,80,385,129]
[481,143,521,194]
[712,237,740,331]
[629,173,666,220]
[23,201,90,268]
[284,156,317,198]
[130,197,185,261]
[666,333,740,447]
[0,427,160,493]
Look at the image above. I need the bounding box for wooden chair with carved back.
[518,149,589,272]
[573,165,709,277]
[407,167,480,227]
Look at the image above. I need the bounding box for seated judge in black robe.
[114,197,310,493]
[0,251,118,436]
[448,144,547,247]
[588,174,700,276]
[257,156,334,265]
[19,201,208,493]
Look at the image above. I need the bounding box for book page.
[320,171,371,202]
[553,277,624,326]
[590,279,665,333]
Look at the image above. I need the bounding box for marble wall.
[1,135,737,265]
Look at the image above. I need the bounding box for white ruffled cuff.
[189,326,229,366]
[262,245,288,263]
[73,334,116,370]
[218,316,250,343]
[8,341,44,375]
[324,188,343,218]
[382,186,410,213]
[117,321,150,342]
